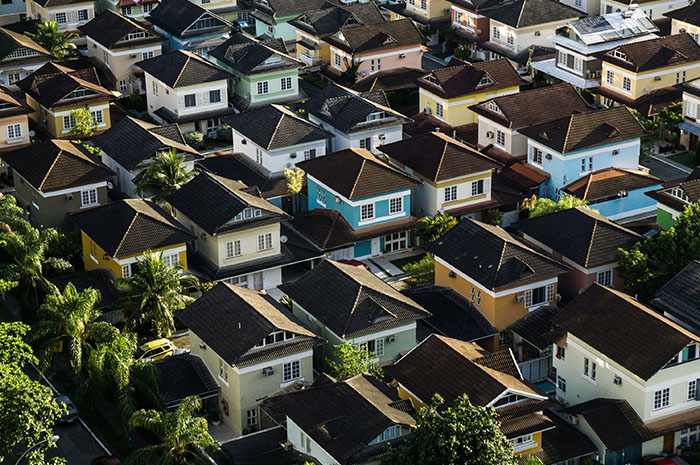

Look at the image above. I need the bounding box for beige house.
[0,86,32,160]
[27,0,95,37]
[0,28,53,88]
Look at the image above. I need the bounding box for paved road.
[46,420,107,465]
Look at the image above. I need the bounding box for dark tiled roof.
[664,2,700,26]
[599,34,700,72]
[79,10,160,49]
[137,50,232,88]
[496,161,550,192]
[553,284,700,380]
[155,354,219,407]
[646,176,700,212]
[352,67,425,92]
[592,85,682,118]
[514,206,642,268]
[518,106,644,153]
[0,86,31,118]
[148,0,231,37]
[197,153,291,199]
[324,18,423,54]
[69,199,194,258]
[402,285,498,343]
[425,219,570,291]
[33,0,91,7]
[562,168,661,200]
[225,104,331,150]
[469,83,590,131]
[279,259,430,338]
[379,132,502,182]
[653,260,700,333]
[220,426,318,465]
[254,0,328,18]
[487,0,581,28]
[176,282,323,366]
[520,412,598,464]
[418,59,525,99]
[166,172,288,235]
[209,32,300,76]
[0,27,52,64]
[2,139,114,193]
[290,2,386,38]
[49,269,121,311]
[297,148,419,200]
[500,412,555,439]
[92,116,199,171]
[508,306,560,351]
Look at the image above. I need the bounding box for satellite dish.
[280,235,288,244]
[107,181,114,190]
[28,130,35,137]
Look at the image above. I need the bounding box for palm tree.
[25,21,77,59]
[32,283,117,373]
[135,149,195,203]
[0,193,30,233]
[418,212,458,243]
[118,251,198,338]
[126,396,219,465]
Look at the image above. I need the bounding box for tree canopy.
[135,149,195,203]
[418,213,457,243]
[25,21,76,59]
[521,194,590,218]
[327,342,383,380]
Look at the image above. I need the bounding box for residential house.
[417,59,525,126]
[292,148,420,259]
[92,116,201,197]
[259,373,416,465]
[2,139,114,229]
[645,167,700,229]
[101,0,159,19]
[323,18,424,80]
[148,0,232,56]
[0,85,32,158]
[593,34,700,110]
[280,259,431,368]
[155,353,220,411]
[653,260,700,336]
[378,131,505,219]
[0,27,53,87]
[424,218,570,352]
[302,83,411,154]
[165,171,322,287]
[388,334,597,464]
[0,0,29,21]
[601,0,689,20]
[552,284,700,463]
[249,0,329,47]
[677,76,700,150]
[138,49,235,133]
[532,8,659,90]
[79,10,163,96]
[448,0,509,57]
[666,3,700,43]
[508,305,561,383]
[290,2,386,69]
[219,426,317,464]
[210,32,302,110]
[16,61,115,138]
[185,0,250,23]
[70,198,194,278]
[513,206,642,296]
[470,83,590,158]
[176,282,325,432]
[518,105,645,199]
[560,167,662,221]
[26,0,95,36]
[50,269,123,323]
[226,104,331,173]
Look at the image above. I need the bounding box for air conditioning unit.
[423,106,432,114]
[262,367,275,376]
[516,293,526,302]
[244,92,250,100]
[613,375,622,385]
[378,134,386,141]
[486,130,494,139]
[612,149,619,155]
[386,335,396,343]
[65,193,73,200]
[568,414,579,425]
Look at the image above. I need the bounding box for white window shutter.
[484,177,491,193]
[524,290,532,308]
[202,91,209,105]
[49,13,56,21]
[70,10,77,22]
[177,95,184,109]
[196,92,203,106]
[546,284,555,302]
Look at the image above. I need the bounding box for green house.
[646,167,700,229]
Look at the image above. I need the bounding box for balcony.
[299,53,322,66]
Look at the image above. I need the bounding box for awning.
[680,121,700,137]
[297,38,319,50]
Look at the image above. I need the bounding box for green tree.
[126,396,219,465]
[135,149,195,203]
[0,192,30,233]
[25,21,76,59]
[119,251,198,337]
[340,55,363,87]
[418,212,457,243]
[327,342,383,380]
[69,107,97,138]
[32,283,118,373]
[401,253,435,288]
[382,394,517,465]
[284,167,305,195]
[522,194,590,218]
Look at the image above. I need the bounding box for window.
[389,197,402,214]
[606,69,615,85]
[7,72,21,85]
[144,3,155,12]
[557,375,566,393]
[121,6,132,15]
[557,50,566,65]
[192,16,220,30]
[255,148,263,164]
[163,253,179,268]
[255,330,297,348]
[445,185,457,202]
[556,345,565,360]
[506,33,514,45]
[496,130,505,147]
[7,123,21,140]
[81,188,98,207]
[376,58,381,71]
[359,338,385,357]
[303,149,316,160]
[471,179,484,196]
[653,388,670,410]
[531,147,543,165]
[209,90,221,103]
[55,12,67,24]
[470,287,474,302]
[420,0,426,8]
[152,81,158,96]
[435,102,444,118]
[575,0,581,6]
[583,357,596,380]
[283,360,301,381]
[246,409,257,426]
[689,380,697,400]
[476,290,481,305]
[280,76,292,91]
[574,56,583,72]
[530,286,546,306]
[91,110,103,125]
[219,358,228,381]
[361,203,375,221]
[359,137,371,150]
[257,233,273,251]
[334,53,342,68]
[142,51,155,60]
[317,186,325,204]
[121,264,131,278]
[184,94,196,107]
[226,240,241,258]
[63,115,76,130]
[681,426,700,448]
[370,59,375,72]
[384,231,407,252]
[256,81,269,95]
[77,9,89,21]
[622,76,631,92]
[493,26,500,40]
[597,269,613,287]
[119,80,127,92]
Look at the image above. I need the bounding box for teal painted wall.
[354,240,372,257]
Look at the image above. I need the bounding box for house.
[185,0,250,23]
[448,0,509,58]
[290,2,386,69]
[26,0,95,36]
[176,282,325,432]
[592,34,700,110]
[552,284,700,463]
[148,0,233,56]
[249,0,329,47]
[531,8,659,90]
[2,140,114,229]
[92,116,201,198]
[387,334,597,464]
[417,59,525,126]
[0,0,28,21]
[209,32,302,110]
[79,10,163,96]
[69,198,194,278]
[601,0,689,20]
[302,83,411,154]
[16,61,115,138]
[678,76,700,151]
[280,260,431,368]
[292,148,420,259]
[219,426,317,465]
[653,261,700,336]
[469,83,590,158]
[666,3,700,43]
[154,353,220,411]
[645,167,700,229]
[560,167,662,221]
[518,106,645,199]
[378,131,504,219]
[165,171,323,287]
[50,269,123,323]
[424,219,569,352]
[226,104,332,173]
[101,0,159,19]
[138,49,235,133]
[513,206,642,296]
[0,27,53,87]
[0,85,32,157]
[507,305,561,383]
[259,373,416,465]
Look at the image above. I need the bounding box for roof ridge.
[37,145,64,190]
[348,158,367,199]
[581,173,594,199]
[113,210,140,257]
[343,283,366,337]
[561,113,576,153]
[583,219,598,268]
[515,0,527,28]
[267,110,287,150]
[173,55,191,87]
[433,139,450,182]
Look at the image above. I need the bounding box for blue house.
[290,148,420,259]
[148,0,232,56]
[518,106,644,200]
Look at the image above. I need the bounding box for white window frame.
[81,188,98,207]
[444,185,457,202]
[257,232,273,251]
[597,269,613,287]
[471,179,484,196]
[246,408,257,426]
[283,360,301,382]
[496,130,505,147]
[280,76,292,91]
[257,80,269,95]
[622,76,631,92]
[121,263,131,278]
[557,375,566,393]
[389,197,402,214]
[435,102,444,119]
[226,240,241,258]
[7,123,21,140]
[55,12,67,24]
[689,380,697,400]
[653,388,670,410]
[360,203,375,221]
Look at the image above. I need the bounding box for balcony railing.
[299,53,322,66]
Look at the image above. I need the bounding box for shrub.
[185,131,205,149]
[215,123,232,143]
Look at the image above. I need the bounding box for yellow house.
[424,219,569,352]
[16,61,115,138]
[70,199,194,278]
[595,33,700,109]
[417,58,525,126]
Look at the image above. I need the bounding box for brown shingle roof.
[599,33,700,72]
[418,59,525,99]
[562,167,661,200]
[324,18,423,54]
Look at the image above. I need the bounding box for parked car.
[135,339,174,361]
[91,456,123,465]
[338,259,370,270]
[54,394,79,423]
[641,455,676,465]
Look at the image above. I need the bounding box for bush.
[216,123,232,143]
[185,131,205,149]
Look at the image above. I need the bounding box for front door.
[663,433,675,453]
[370,237,380,256]
[252,272,263,290]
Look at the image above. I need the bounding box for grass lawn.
[670,151,696,169]
[390,253,426,271]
